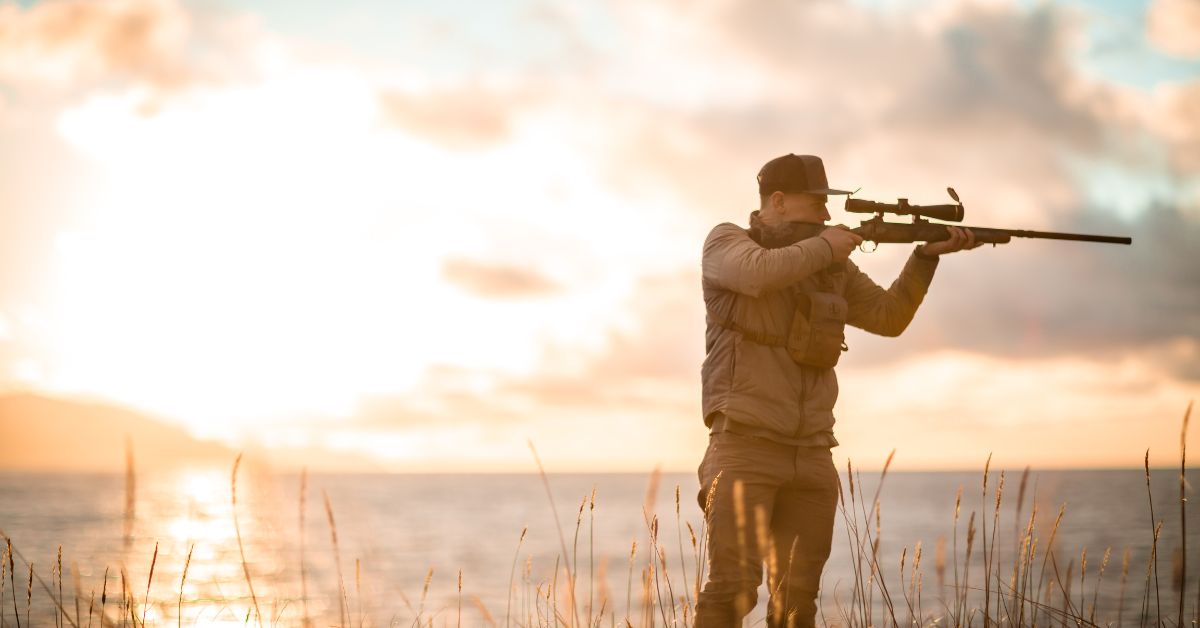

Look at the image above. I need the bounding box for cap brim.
[807,188,853,195]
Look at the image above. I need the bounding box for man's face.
[762,192,830,226]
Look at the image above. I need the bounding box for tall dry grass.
[0,404,1195,626]
[232,454,263,627]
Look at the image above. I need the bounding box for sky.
[0,0,1197,472]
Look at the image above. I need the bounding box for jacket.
[700,222,939,446]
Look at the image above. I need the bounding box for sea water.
[1,468,1197,626]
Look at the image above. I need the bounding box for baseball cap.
[757,154,852,196]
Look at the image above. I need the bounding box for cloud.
[826,199,1198,383]
[0,0,269,328]
[840,202,1200,375]
[576,0,1200,375]
[720,0,1092,133]
[0,0,260,95]
[1151,79,1200,173]
[327,354,704,471]
[476,269,703,431]
[441,257,561,298]
[347,270,704,425]
[586,270,704,380]
[833,350,1200,470]
[353,384,526,429]
[378,87,521,148]
[597,1,1118,223]
[1147,0,1200,58]
[581,0,1200,240]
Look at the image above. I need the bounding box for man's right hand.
[820,225,863,262]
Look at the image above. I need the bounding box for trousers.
[694,430,840,628]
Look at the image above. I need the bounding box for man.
[695,154,981,627]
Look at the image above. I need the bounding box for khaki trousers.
[694,431,840,628]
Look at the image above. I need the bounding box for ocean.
[1,468,1197,626]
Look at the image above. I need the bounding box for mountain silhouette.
[0,392,233,471]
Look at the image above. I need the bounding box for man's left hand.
[919,226,986,257]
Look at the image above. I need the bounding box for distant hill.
[0,393,234,472]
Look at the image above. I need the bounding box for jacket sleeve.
[701,223,834,298]
[844,248,939,337]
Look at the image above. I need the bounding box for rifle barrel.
[852,219,1134,245]
[972,226,1132,245]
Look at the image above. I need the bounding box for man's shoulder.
[704,222,748,244]
[708,222,745,234]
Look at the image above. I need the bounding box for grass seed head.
[1017,466,1031,514]
[703,472,722,516]
[846,461,855,500]
[983,453,992,489]
[995,470,1006,511]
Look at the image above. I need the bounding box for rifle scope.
[845,198,965,222]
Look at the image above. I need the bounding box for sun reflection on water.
[121,466,299,626]
[167,468,236,545]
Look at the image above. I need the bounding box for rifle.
[841,188,1132,248]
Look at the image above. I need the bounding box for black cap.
[757,154,852,196]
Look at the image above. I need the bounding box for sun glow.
[2,0,1192,475]
[42,62,650,438]
[46,68,464,431]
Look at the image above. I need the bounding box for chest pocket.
[710,269,850,369]
[787,290,849,369]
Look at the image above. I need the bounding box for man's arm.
[702,223,834,298]
[844,249,939,337]
[845,226,982,336]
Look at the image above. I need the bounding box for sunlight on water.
[168,469,237,546]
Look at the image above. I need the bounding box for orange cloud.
[1153,80,1200,173]
[585,271,704,381]
[378,87,523,148]
[834,350,1200,470]
[0,0,191,89]
[1148,0,1200,58]
[0,0,261,95]
[441,257,561,298]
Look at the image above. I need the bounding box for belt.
[709,414,813,447]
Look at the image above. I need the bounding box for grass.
[0,404,1195,627]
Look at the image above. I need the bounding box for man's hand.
[919,226,986,257]
[820,225,864,262]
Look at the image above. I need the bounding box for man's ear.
[765,191,785,215]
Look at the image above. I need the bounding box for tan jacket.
[700,222,939,446]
